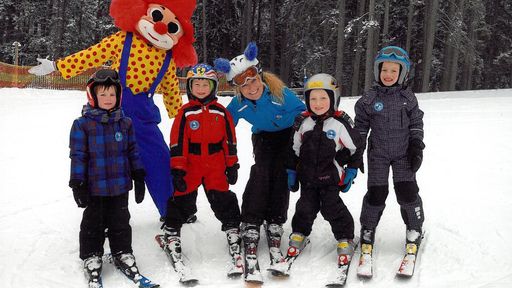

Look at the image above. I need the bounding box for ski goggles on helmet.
[88,69,120,85]
[232,66,259,87]
[377,46,410,63]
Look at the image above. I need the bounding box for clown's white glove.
[28,58,56,76]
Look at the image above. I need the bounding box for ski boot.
[162,226,183,263]
[264,222,287,276]
[357,227,375,278]
[83,255,102,288]
[404,228,423,257]
[159,225,197,284]
[327,239,357,286]
[265,223,285,265]
[226,228,244,277]
[397,228,425,277]
[242,224,263,283]
[112,253,141,281]
[279,232,309,275]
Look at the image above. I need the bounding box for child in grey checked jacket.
[354,46,425,256]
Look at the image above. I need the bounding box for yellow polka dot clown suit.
[30,0,198,217]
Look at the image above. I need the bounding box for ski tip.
[396,272,414,279]
[154,234,166,248]
[244,280,264,287]
[357,273,373,280]
[228,272,244,279]
[326,283,345,287]
[267,268,290,277]
[179,278,199,287]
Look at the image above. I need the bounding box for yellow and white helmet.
[304,73,340,112]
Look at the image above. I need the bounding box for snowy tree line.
[1,0,511,94]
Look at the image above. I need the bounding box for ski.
[155,234,199,286]
[325,238,359,287]
[103,254,160,288]
[396,230,425,278]
[356,243,374,279]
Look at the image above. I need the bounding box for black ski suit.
[289,111,363,240]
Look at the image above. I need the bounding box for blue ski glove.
[286,169,299,192]
[340,168,357,193]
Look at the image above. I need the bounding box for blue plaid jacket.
[69,105,144,196]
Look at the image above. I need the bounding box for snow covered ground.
[1,87,511,288]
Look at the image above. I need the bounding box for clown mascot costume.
[29,0,198,219]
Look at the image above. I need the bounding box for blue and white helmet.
[214,42,260,83]
[374,46,411,85]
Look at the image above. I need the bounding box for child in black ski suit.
[354,46,425,267]
[69,69,149,285]
[282,73,364,272]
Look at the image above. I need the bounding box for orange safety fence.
[0,61,234,95]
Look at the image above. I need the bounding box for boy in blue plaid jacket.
[68,69,149,284]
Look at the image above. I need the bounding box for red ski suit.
[170,97,238,196]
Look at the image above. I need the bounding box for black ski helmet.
[86,68,122,109]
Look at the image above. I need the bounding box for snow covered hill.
[1,87,511,288]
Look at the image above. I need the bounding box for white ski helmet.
[304,73,340,113]
[214,42,261,85]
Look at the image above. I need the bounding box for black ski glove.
[132,169,146,204]
[335,148,351,167]
[69,179,89,208]
[407,138,425,172]
[171,169,187,192]
[225,163,240,185]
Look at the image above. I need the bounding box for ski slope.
[0,87,511,288]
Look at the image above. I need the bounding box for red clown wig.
[110,0,198,68]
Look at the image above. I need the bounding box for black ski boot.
[83,255,102,288]
[113,253,141,281]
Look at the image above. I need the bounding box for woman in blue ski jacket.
[214,42,306,278]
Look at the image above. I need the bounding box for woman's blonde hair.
[236,71,287,103]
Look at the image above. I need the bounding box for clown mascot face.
[29,0,198,218]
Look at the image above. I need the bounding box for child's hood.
[82,104,124,124]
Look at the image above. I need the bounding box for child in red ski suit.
[161,63,243,275]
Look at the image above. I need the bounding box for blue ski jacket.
[226,86,305,133]
[69,105,144,196]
